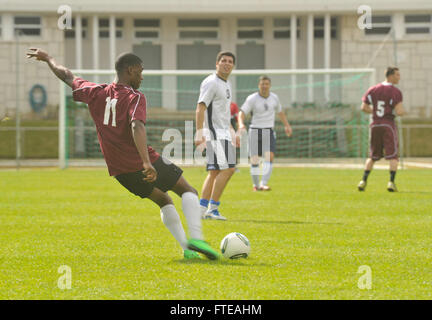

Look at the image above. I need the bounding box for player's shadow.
[174,259,270,267]
[232,219,343,225]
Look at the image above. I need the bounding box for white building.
[1,0,432,117]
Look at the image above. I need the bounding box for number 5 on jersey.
[376,100,385,117]
[104,97,117,127]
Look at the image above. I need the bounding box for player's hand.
[142,163,157,183]
[237,125,247,136]
[26,48,50,62]
[285,125,292,137]
[235,135,240,148]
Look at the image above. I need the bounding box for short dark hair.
[115,52,143,74]
[216,51,236,65]
[258,75,271,83]
[385,67,399,78]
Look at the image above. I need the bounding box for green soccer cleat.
[184,250,201,260]
[187,239,220,260]
[387,181,398,192]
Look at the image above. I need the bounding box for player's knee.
[187,186,198,196]
[226,167,236,176]
[149,190,173,208]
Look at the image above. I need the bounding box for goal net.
[59,68,375,168]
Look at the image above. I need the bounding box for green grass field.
[0,166,431,299]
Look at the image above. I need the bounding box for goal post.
[59,68,376,169]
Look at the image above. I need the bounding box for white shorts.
[205,139,236,171]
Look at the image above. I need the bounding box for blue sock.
[200,198,209,208]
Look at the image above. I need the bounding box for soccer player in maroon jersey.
[27,48,219,260]
[357,67,405,192]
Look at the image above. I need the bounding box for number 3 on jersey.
[376,100,385,117]
[104,97,117,127]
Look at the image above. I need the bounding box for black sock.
[362,170,371,182]
[390,171,396,182]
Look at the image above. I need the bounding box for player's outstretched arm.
[26,48,76,88]
[131,120,157,182]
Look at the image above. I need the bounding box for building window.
[237,19,263,39]
[314,17,337,39]
[178,19,219,39]
[99,18,123,38]
[14,16,41,36]
[64,18,88,39]
[405,14,431,34]
[273,18,300,39]
[134,19,160,39]
[365,15,392,35]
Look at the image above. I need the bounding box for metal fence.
[1,124,432,166]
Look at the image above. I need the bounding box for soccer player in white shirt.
[238,76,292,191]
[195,51,239,220]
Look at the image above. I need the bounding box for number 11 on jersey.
[104,97,117,127]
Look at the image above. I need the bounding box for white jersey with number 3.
[198,73,232,141]
[241,92,282,129]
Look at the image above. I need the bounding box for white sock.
[261,161,273,186]
[208,200,220,212]
[181,192,203,240]
[250,164,260,187]
[160,204,188,250]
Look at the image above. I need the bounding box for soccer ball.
[220,232,251,259]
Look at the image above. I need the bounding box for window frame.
[272,17,301,40]
[14,15,42,37]
[237,18,264,40]
[364,15,392,36]
[177,18,219,40]
[133,18,160,40]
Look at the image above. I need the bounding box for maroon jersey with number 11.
[72,77,160,176]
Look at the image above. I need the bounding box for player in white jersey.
[195,51,239,220]
[238,76,292,191]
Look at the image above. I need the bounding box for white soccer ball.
[220,232,251,259]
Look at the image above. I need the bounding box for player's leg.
[358,125,382,191]
[387,159,398,192]
[170,176,220,259]
[147,187,190,253]
[199,170,219,216]
[250,155,261,191]
[249,128,261,191]
[171,176,203,240]
[259,128,275,190]
[115,169,191,258]
[384,124,399,192]
[204,140,236,220]
[260,151,274,191]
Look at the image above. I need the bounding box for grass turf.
[0,166,431,299]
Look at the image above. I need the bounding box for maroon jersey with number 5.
[72,77,160,176]
[361,81,403,124]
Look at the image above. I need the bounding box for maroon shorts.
[369,122,399,161]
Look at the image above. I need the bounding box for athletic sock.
[199,198,209,212]
[160,204,188,250]
[181,192,203,240]
[390,171,396,182]
[250,164,260,187]
[261,161,273,186]
[209,199,220,212]
[362,170,371,182]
